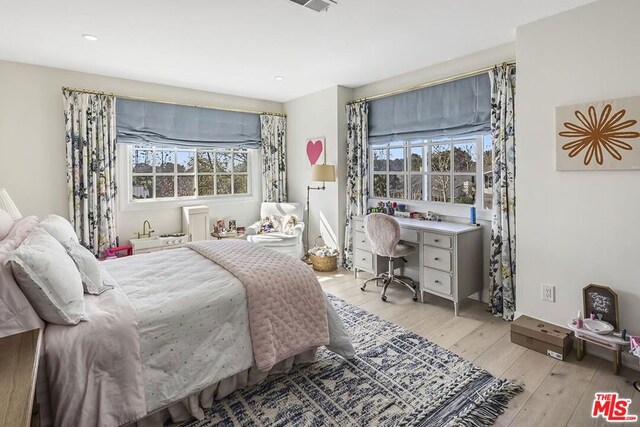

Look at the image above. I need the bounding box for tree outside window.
[370,134,492,209]
[130,146,250,201]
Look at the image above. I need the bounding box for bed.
[0,216,354,427]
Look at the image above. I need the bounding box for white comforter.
[103,248,254,412]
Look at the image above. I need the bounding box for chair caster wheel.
[360,286,366,291]
[412,296,418,302]
[381,295,387,302]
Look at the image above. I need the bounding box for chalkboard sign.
[583,284,619,331]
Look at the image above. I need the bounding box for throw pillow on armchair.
[258,215,298,235]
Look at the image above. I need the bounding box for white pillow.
[3,227,86,325]
[281,214,298,235]
[0,210,14,240]
[269,214,298,235]
[62,239,113,295]
[40,214,79,244]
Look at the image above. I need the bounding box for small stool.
[104,245,133,259]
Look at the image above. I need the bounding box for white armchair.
[246,202,305,259]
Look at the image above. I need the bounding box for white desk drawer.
[423,246,452,272]
[354,220,365,232]
[423,231,452,249]
[355,231,371,251]
[422,268,452,296]
[400,228,419,243]
[354,250,374,271]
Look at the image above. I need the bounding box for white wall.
[0,60,283,242]
[516,0,640,338]
[285,86,353,253]
[351,44,516,300]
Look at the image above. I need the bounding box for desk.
[353,216,483,315]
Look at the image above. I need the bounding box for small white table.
[211,232,246,240]
[567,319,629,374]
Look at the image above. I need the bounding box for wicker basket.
[308,237,338,272]
[309,253,338,272]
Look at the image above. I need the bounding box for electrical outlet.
[542,283,555,302]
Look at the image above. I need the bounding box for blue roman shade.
[368,73,491,145]
[116,98,261,148]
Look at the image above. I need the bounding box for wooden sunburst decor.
[556,96,640,170]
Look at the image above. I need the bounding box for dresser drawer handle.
[434,257,440,261]
[434,239,439,243]
[361,240,366,243]
[434,280,440,284]
[361,258,366,261]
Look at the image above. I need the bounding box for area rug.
[184,294,523,426]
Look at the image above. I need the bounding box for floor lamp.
[306,164,336,256]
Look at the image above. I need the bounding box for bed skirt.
[131,349,318,427]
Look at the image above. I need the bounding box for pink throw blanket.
[187,240,330,371]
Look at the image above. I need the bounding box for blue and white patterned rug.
[184,294,523,426]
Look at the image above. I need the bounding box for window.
[370,134,493,209]
[129,146,251,201]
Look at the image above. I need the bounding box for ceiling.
[0,0,594,103]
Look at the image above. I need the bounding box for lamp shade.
[311,164,336,182]
[0,188,22,219]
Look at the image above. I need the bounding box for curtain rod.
[61,86,287,117]
[347,60,516,105]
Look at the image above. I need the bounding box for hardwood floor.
[316,269,640,427]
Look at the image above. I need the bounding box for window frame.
[119,144,258,211]
[369,134,492,212]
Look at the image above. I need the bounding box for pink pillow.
[0,216,44,338]
[0,216,40,263]
[0,264,44,338]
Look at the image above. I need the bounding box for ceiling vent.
[289,0,336,12]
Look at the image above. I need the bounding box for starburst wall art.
[556,96,640,170]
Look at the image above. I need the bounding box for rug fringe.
[455,380,524,427]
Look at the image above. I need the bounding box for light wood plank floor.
[316,269,640,427]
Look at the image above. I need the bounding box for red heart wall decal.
[306,139,324,165]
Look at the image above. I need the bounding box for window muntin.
[370,134,492,209]
[129,146,250,201]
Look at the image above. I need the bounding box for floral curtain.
[488,64,517,321]
[342,101,369,269]
[63,89,118,257]
[260,114,287,203]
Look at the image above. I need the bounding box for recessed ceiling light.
[82,34,99,42]
[274,76,285,81]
